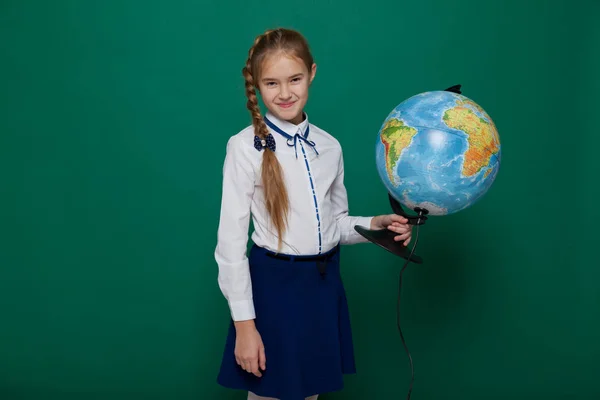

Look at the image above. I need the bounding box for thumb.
[259,346,266,370]
[391,214,408,224]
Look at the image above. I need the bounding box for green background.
[1,0,598,399]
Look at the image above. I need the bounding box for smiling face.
[257,52,316,125]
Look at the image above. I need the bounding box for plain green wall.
[1,1,598,399]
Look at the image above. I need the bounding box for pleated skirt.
[217,244,356,400]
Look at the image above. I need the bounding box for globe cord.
[397,212,423,400]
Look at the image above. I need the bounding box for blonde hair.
[242,28,314,249]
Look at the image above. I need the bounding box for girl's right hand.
[234,320,266,377]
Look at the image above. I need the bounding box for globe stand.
[354,193,428,264]
[444,84,462,94]
[353,83,480,400]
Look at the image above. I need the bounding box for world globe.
[375,87,501,216]
[355,88,501,400]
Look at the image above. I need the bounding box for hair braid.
[242,30,290,250]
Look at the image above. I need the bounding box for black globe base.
[354,193,429,264]
[354,224,423,263]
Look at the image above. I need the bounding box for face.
[257,52,316,125]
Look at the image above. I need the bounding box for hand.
[371,214,413,246]
[233,320,266,377]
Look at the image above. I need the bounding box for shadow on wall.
[374,212,490,342]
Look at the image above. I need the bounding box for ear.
[309,63,317,85]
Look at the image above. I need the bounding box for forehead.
[260,52,307,79]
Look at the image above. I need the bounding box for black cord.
[397,216,422,400]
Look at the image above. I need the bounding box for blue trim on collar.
[264,115,309,139]
[264,115,319,159]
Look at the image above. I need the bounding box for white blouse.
[215,111,373,321]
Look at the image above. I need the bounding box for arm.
[331,149,374,245]
[215,135,267,378]
[331,149,413,246]
[215,135,256,322]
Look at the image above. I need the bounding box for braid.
[242,34,270,140]
[242,30,289,250]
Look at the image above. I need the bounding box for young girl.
[215,28,412,400]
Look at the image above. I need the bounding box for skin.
[234,52,414,378]
[257,51,316,125]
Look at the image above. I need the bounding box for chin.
[276,107,303,123]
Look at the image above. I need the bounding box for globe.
[375,89,501,216]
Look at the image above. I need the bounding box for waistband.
[255,244,339,263]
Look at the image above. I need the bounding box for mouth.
[277,101,296,109]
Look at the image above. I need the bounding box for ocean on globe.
[375,90,501,216]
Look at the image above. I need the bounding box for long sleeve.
[331,149,373,245]
[215,135,256,321]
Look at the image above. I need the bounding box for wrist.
[370,215,381,230]
[234,319,256,332]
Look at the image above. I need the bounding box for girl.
[215,28,412,400]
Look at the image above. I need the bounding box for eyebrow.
[261,73,304,82]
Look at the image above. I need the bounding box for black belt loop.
[316,260,327,279]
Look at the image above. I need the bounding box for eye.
[291,77,302,83]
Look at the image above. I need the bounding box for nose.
[279,85,292,100]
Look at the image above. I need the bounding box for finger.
[404,238,411,246]
[259,346,266,371]
[394,233,411,242]
[250,359,261,377]
[391,214,409,224]
[388,225,410,234]
[244,361,252,373]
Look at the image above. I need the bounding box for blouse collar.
[263,111,318,158]
[264,111,310,139]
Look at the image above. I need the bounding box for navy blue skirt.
[217,244,356,400]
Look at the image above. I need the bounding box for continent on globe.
[379,118,417,185]
[457,99,501,146]
[442,104,500,178]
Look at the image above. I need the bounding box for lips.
[278,102,295,109]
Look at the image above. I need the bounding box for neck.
[288,112,305,125]
[265,110,308,128]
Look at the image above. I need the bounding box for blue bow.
[253,133,276,152]
[263,116,319,159]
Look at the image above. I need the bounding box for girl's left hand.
[371,214,413,246]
